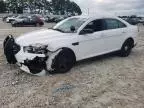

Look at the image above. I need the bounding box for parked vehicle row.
[2,14,69,27]
[11,15,44,27]
[121,17,144,25]
[2,14,44,27]
[45,15,67,23]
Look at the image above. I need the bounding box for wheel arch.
[122,37,134,48]
[61,47,76,62]
[49,47,76,73]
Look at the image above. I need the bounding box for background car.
[13,15,28,22]
[45,16,56,23]
[54,16,65,23]
[138,18,144,25]
[2,14,13,22]
[11,15,44,27]
[126,17,141,25]
[45,15,67,23]
[34,14,45,21]
[6,15,18,23]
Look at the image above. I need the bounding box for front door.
[78,19,106,60]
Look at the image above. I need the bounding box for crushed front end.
[3,35,49,76]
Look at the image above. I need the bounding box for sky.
[72,0,144,16]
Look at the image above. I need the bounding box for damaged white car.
[3,15,138,76]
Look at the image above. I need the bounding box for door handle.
[72,42,79,46]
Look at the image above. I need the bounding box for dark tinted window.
[117,20,127,28]
[84,19,104,32]
[104,19,126,30]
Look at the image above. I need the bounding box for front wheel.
[119,40,133,57]
[50,49,75,74]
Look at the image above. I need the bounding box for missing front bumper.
[3,35,49,75]
[23,56,48,74]
[18,64,47,76]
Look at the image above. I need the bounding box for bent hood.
[16,29,74,46]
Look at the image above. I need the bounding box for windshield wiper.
[52,28,64,33]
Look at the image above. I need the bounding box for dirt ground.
[0,21,144,108]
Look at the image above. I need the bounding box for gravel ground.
[0,21,144,108]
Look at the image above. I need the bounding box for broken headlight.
[23,44,48,54]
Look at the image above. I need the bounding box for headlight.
[23,44,48,54]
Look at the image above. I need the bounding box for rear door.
[101,18,127,52]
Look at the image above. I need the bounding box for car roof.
[71,14,118,20]
[69,14,130,27]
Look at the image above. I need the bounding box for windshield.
[53,17,87,33]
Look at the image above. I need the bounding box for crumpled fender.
[46,49,62,71]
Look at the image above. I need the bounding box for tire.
[12,24,16,27]
[35,23,40,27]
[3,18,6,22]
[51,49,76,74]
[119,40,134,57]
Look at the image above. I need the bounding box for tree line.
[0,0,82,15]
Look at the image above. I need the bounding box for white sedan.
[3,15,138,76]
[6,15,17,23]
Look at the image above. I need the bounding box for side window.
[84,19,104,32]
[118,20,126,28]
[105,19,119,30]
[104,19,126,30]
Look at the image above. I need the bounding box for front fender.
[47,44,78,61]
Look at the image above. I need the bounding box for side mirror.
[70,26,76,32]
[79,29,94,35]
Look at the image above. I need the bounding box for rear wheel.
[12,24,16,27]
[119,39,134,57]
[35,23,40,27]
[50,49,76,74]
